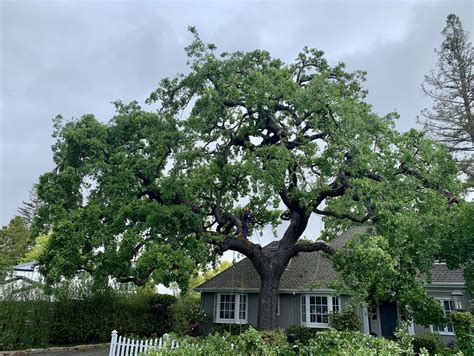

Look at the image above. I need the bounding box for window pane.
[239,294,247,320]
[309,296,329,324]
[301,296,306,323]
[332,297,340,312]
[219,294,236,320]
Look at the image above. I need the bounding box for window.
[432,299,455,335]
[214,293,248,324]
[301,295,340,327]
[276,294,280,315]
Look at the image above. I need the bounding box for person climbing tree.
[242,207,251,238]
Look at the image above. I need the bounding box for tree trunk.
[256,271,283,330]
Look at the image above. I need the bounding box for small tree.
[0,217,29,280]
[34,28,462,330]
[419,14,474,187]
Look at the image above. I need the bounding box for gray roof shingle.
[196,226,465,291]
[197,227,366,291]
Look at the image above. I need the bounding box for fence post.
[109,330,118,356]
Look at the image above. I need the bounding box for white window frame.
[301,294,340,328]
[431,298,455,336]
[214,293,248,324]
[276,294,280,316]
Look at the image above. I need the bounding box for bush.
[299,328,412,355]
[211,323,250,335]
[148,327,412,355]
[329,310,361,331]
[148,327,293,355]
[0,291,176,350]
[286,325,320,344]
[451,311,473,354]
[169,293,203,335]
[412,334,448,355]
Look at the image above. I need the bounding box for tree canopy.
[420,14,473,188]
[0,217,29,281]
[34,28,464,329]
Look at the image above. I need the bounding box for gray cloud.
[1,0,472,231]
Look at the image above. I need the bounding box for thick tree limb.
[314,208,371,223]
[291,241,335,256]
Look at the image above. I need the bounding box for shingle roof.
[197,227,367,291]
[196,226,465,291]
[13,261,38,272]
[431,263,464,284]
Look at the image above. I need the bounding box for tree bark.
[256,270,284,330]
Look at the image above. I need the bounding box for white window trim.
[214,293,248,324]
[276,294,280,316]
[301,294,340,328]
[430,298,455,336]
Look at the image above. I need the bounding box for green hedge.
[0,292,176,350]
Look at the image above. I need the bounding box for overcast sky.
[1,0,472,234]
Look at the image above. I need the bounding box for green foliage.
[332,232,445,325]
[299,328,412,355]
[170,293,204,335]
[329,310,361,331]
[22,232,50,262]
[188,261,232,290]
[0,217,30,281]
[451,311,474,354]
[286,325,320,343]
[149,327,413,355]
[149,327,293,355]
[440,202,474,294]
[0,291,176,350]
[412,334,450,356]
[34,28,465,329]
[211,323,251,336]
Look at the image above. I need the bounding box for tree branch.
[291,241,335,257]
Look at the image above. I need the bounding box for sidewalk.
[1,344,109,356]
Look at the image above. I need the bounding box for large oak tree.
[34,29,462,330]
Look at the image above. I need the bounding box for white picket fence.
[109,330,179,355]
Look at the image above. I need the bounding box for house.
[196,227,471,343]
[0,261,44,297]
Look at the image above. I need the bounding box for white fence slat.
[117,335,123,356]
[109,331,176,355]
[110,331,118,356]
[132,338,138,356]
[124,337,130,356]
[119,336,125,356]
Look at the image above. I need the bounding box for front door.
[379,301,398,338]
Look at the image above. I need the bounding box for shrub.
[412,334,448,355]
[0,291,176,350]
[286,325,320,344]
[149,327,293,355]
[299,328,411,355]
[148,327,413,355]
[169,293,203,335]
[329,310,361,331]
[451,311,473,354]
[211,323,250,335]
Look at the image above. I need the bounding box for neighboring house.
[0,261,44,297]
[196,227,471,343]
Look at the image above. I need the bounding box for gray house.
[196,227,471,343]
